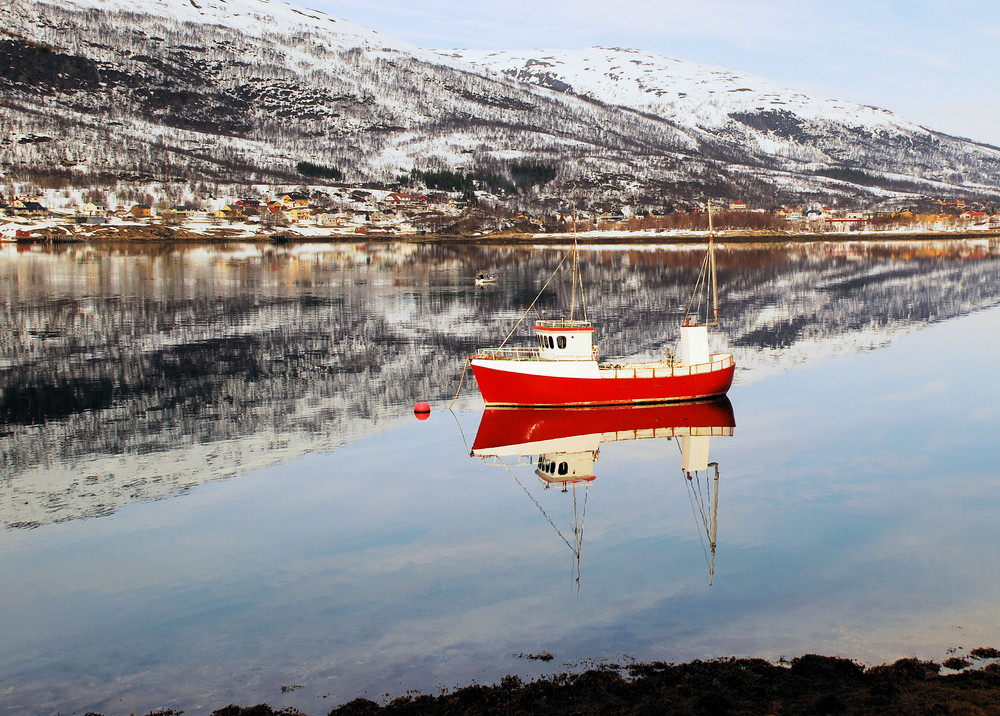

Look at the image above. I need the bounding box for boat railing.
[599,353,734,379]
[601,425,735,442]
[472,346,543,361]
[534,319,593,330]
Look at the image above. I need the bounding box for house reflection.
[470,398,736,584]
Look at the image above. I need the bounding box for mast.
[570,207,579,321]
[708,200,719,328]
[709,461,719,585]
[685,457,721,586]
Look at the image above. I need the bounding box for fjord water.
[2,239,1000,715]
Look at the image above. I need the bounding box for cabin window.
[558,462,568,476]
[547,336,554,349]
[537,335,544,348]
[557,336,567,349]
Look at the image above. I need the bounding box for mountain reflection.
[1,239,998,529]
[471,398,736,583]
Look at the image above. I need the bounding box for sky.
[312,0,1000,147]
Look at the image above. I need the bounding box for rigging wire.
[497,247,575,349]
[675,438,715,576]
[496,458,583,559]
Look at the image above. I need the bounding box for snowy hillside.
[59,0,439,58]
[2,0,1000,210]
[450,46,1000,198]
[450,47,927,134]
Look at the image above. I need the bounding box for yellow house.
[282,192,310,207]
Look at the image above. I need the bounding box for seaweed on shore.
[170,653,1000,716]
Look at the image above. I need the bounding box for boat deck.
[598,354,733,379]
[471,349,735,379]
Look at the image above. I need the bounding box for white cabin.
[536,451,597,487]
[534,319,596,361]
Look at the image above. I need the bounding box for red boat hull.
[470,357,735,407]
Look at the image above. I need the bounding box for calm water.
[2,238,1000,715]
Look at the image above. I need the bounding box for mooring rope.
[449,356,471,409]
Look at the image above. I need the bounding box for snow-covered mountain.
[2,0,1000,209]
[450,47,926,134]
[450,47,1000,200]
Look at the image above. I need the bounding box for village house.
[170,204,200,217]
[385,192,415,206]
[80,201,108,216]
[210,204,249,221]
[923,214,955,231]
[281,192,310,207]
[286,206,312,222]
[825,212,869,232]
[128,204,152,219]
[317,212,361,228]
[11,199,47,216]
[235,199,262,215]
[597,210,626,226]
[960,210,989,226]
[729,200,748,211]
[368,210,391,225]
[76,207,109,224]
[805,207,829,223]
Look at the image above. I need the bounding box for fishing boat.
[470,398,735,584]
[474,271,499,285]
[468,206,734,407]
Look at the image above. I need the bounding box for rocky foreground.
[87,652,1000,716]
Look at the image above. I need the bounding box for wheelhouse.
[534,319,595,361]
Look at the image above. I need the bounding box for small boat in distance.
[474,271,499,285]
[469,204,735,407]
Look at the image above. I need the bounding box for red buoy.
[414,401,431,420]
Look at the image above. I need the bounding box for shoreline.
[81,652,1000,715]
[6,224,1000,245]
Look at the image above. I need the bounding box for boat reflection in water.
[470,397,735,583]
